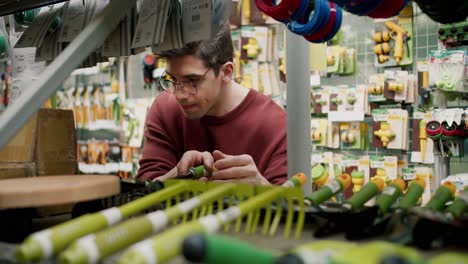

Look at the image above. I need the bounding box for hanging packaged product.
[368,74,386,103]
[372,108,408,150]
[411,111,435,164]
[311,118,328,146]
[429,50,466,94]
[327,121,341,149]
[339,122,368,150]
[313,86,331,114]
[383,70,408,102]
[327,46,341,74]
[373,9,414,67]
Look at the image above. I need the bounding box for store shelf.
[0,0,68,17]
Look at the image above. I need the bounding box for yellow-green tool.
[117,184,305,264]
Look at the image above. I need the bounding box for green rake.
[117,184,305,264]
[58,180,255,264]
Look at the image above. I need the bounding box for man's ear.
[221,62,234,83]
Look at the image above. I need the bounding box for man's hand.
[156,150,213,181]
[177,150,214,175]
[205,150,270,185]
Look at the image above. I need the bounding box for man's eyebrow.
[165,71,204,79]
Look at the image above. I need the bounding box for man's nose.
[174,87,189,101]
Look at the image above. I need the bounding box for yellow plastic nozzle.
[293,172,308,187]
[371,177,386,192]
[410,177,426,190]
[442,181,456,195]
[338,173,352,190]
[392,178,406,192]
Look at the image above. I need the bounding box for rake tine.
[172,194,181,225]
[191,192,200,220]
[244,208,255,234]
[207,200,214,215]
[182,192,190,223]
[262,203,273,236]
[199,204,208,217]
[284,197,294,239]
[295,199,305,240]
[251,208,261,235]
[269,199,283,236]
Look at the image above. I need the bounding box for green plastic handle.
[306,179,343,206]
[189,165,207,179]
[182,233,276,264]
[425,185,454,211]
[398,182,424,211]
[345,181,379,210]
[445,188,468,218]
[376,184,403,214]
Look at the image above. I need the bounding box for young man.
[136,27,287,185]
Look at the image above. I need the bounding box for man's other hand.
[206,150,270,185]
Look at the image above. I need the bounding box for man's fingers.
[201,151,214,173]
[212,150,227,161]
[211,166,254,180]
[214,154,251,170]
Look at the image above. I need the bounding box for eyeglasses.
[158,68,211,95]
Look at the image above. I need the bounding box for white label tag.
[76,235,100,263]
[146,211,169,232]
[101,207,122,225]
[32,230,53,258]
[177,197,200,214]
[382,186,397,196]
[326,180,341,193]
[216,206,241,223]
[132,0,164,48]
[182,0,211,43]
[199,215,221,233]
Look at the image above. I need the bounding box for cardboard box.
[0,163,36,180]
[35,109,78,176]
[0,114,36,162]
[0,109,78,177]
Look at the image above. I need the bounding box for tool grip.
[189,165,207,179]
[182,233,275,264]
[425,183,455,211]
[445,188,468,218]
[376,183,403,214]
[345,179,383,210]
[306,179,343,206]
[398,182,424,210]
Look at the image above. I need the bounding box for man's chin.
[182,110,203,120]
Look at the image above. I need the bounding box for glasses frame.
[158,68,211,96]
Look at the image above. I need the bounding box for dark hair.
[155,26,234,75]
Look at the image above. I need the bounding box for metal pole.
[286,30,311,195]
[0,0,135,149]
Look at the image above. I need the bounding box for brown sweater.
[136,89,287,185]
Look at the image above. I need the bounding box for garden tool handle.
[398,179,425,211]
[425,181,456,211]
[306,174,351,206]
[376,178,405,214]
[445,187,468,218]
[345,178,385,210]
[182,233,276,264]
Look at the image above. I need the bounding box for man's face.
[164,55,222,119]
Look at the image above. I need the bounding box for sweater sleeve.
[262,131,287,185]
[136,98,178,180]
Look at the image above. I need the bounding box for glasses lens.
[180,82,197,95]
[159,73,175,92]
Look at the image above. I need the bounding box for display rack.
[0,0,68,17]
[0,0,133,149]
[0,1,313,194]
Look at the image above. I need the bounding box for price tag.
[182,0,211,43]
